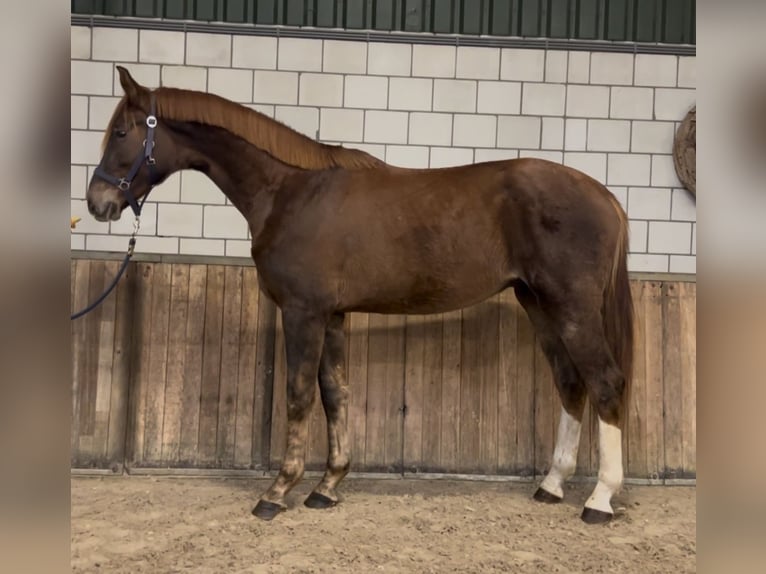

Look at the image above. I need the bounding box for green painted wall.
[71,0,695,45]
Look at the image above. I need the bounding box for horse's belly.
[341,267,512,315]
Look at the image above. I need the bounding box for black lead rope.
[70,195,149,321]
[71,95,158,321]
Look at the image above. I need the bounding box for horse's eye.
[115,129,127,138]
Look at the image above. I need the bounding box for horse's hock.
[673,106,696,198]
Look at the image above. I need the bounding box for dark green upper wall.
[71,0,695,45]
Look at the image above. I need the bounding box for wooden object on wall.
[673,105,696,198]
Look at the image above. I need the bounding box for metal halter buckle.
[118,178,130,191]
[146,115,158,128]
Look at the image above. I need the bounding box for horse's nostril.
[87,200,96,215]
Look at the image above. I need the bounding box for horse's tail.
[603,193,635,424]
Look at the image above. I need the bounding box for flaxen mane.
[105,87,384,171]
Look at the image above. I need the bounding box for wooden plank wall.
[70,260,133,471]
[70,260,696,480]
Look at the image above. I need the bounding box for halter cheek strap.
[93,93,159,216]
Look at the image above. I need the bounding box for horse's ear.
[117,65,149,106]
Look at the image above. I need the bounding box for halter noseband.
[93,93,159,216]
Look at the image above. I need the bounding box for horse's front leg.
[305,312,350,509]
[252,307,326,520]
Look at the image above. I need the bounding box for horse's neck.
[170,120,294,217]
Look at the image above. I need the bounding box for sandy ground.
[71,475,695,573]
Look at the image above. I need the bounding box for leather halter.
[92,93,159,216]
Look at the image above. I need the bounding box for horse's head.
[86,66,172,222]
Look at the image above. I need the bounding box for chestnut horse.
[86,67,633,525]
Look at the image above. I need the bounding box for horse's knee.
[286,387,316,420]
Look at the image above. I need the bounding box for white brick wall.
[92,28,138,62]
[457,47,500,80]
[413,45,456,78]
[277,38,321,72]
[319,108,363,142]
[232,36,277,69]
[590,53,633,85]
[187,32,231,67]
[323,41,367,74]
[545,51,567,83]
[634,54,677,87]
[587,120,630,152]
[208,68,252,102]
[610,87,654,119]
[139,30,185,64]
[385,145,429,168]
[204,205,249,239]
[345,76,388,109]
[162,66,207,90]
[158,204,203,237]
[71,26,91,59]
[477,81,521,114]
[433,80,476,112]
[71,96,88,130]
[430,147,473,168]
[409,113,452,146]
[299,74,343,107]
[678,57,696,89]
[521,83,565,116]
[70,26,696,274]
[453,115,496,148]
[254,71,298,105]
[72,61,114,95]
[275,106,319,138]
[564,119,587,151]
[389,78,431,111]
[501,49,545,82]
[564,152,607,182]
[567,85,609,118]
[654,88,696,120]
[368,42,411,76]
[541,118,564,149]
[567,51,589,83]
[180,170,225,204]
[88,96,121,130]
[365,111,408,144]
[632,122,675,153]
[497,116,540,149]
[608,154,651,186]
[629,188,672,220]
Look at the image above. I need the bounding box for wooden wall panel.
[71,259,133,471]
[71,260,696,480]
[115,262,277,470]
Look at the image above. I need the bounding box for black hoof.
[581,507,613,524]
[533,488,563,504]
[304,491,337,509]
[252,500,285,521]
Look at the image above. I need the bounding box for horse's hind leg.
[514,283,587,503]
[305,312,351,509]
[252,307,326,520]
[553,302,627,524]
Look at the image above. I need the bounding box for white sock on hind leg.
[585,418,623,514]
